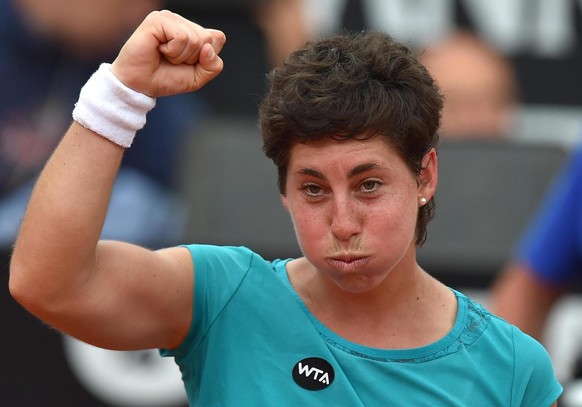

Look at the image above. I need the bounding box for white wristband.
[72,63,156,148]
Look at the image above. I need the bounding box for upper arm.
[511,326,563,406]
[47,241,194,351]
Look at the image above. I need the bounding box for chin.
[331,273,386,295]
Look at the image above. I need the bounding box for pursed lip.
[325,254,370,271]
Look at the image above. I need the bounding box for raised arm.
[9,10,225,351]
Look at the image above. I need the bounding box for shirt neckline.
[273,258,468,362]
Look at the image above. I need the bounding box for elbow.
[9,251,91,322]
[9,259,38,312]
[9,263,71,335]
[9,256,58,317]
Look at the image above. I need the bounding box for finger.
[153,11,210,63]
[208,29,226,55]
[182,29,225,65]
[182,29,225,66]
[192,42,224,87]
[160,28,204,65]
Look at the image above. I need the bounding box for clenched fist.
[111,10,226,97]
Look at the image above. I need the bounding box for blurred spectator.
[167,0,309,117]
[420,30,518,139]
[490,143,582,341]
[328,5,519,140]
[253,0,309,66]
[0,0,207,266]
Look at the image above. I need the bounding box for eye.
[301,183,323,197]
[360,179,382,194]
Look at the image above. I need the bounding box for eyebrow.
[297,162,380,180]
[297,168,325,180]
[348,162,379,178]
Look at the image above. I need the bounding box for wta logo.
[292,357,335,391]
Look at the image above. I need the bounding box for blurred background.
[2,0,582,405]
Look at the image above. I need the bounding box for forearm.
[490,263,564,341]
[10,122,124,308]
[10,57,159,307]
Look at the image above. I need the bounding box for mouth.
[326,254,370,270]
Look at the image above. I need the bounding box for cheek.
[371,195,419,241]
[287,204,328,251]
[291,207,322,238]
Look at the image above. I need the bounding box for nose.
[330,194,362,241]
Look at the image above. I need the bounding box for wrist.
[72,63,156,148]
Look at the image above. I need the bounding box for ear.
[418,148,438,201]
[281,194,289,211]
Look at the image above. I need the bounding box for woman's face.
[282,136,437,294]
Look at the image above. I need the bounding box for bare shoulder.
[155,245,194,271]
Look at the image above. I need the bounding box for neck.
[317,263,432,318]
[303,246,428,308]
[287,249,457,349]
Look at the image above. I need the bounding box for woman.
[10,10,561,406]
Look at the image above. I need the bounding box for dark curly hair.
[259,31,443,246]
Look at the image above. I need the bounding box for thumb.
[194,43,224,87]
